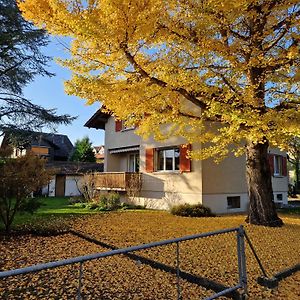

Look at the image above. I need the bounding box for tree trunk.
[245,140,283,227]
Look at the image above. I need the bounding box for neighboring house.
[93,145,105,163]
[85,109,288,214]
[1,132,74,161]
[43,161,103,197]
[1,131,103,197]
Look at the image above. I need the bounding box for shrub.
[87,202,99,210]
[73,202,86,209]
[97,192,121,211]
[120,203,145,210]
[19,197,42,214]
[170,203,215,217]
[98,193,108,208]
[106,192,121,210]
[68,196,84,205]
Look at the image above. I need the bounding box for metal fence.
[0,226,247,300]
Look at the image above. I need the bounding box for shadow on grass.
[71,230,241,300]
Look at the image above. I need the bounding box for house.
[43,161,103,197]
[1,131,74,161]
[1,131,103,197]
[85,109,289,213]
[93,145,105,163]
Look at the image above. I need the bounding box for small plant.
[98,193,108,208]
[170,203,215,217]
[73,202,86,209]
[87,202,99,210]
[106,192,121,210]
[97,192,120,211]
[19,197,42,214]
[68,196,84,205]
[120,203,145,210]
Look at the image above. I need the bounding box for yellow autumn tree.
[19,0,300,227]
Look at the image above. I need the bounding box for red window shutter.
[180,144,191,172]
[268,154,274,176]
[115,120,122,132]
[282,156,287,176]
[145,148,154,173]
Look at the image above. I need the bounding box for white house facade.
[85,109,289,214]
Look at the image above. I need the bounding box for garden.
[0,197,299,299]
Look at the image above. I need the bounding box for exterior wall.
[103,115,288,212]
[104,117,141,172]
[45,178,56,197]
[65,176,82,196]
[269,148,289,205]
[202,193,249,214]
[42,175,82,197]
[10,147,27,158]
[202,154,247,213]
[31,146,49,156]
[138,138,202,210]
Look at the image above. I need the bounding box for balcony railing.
[94,172,142,191]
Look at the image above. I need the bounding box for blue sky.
[23,37,105,146]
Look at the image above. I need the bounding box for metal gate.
[0,226,247,299]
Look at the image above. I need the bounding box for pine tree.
[0,0,74,136]
[71,136,96,163]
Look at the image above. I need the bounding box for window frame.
[128,152,139,172]
[156,147,180,172]
[273,155,283,177]
[227,196,241,209]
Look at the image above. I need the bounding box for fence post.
[237,226,248,299]
[77,262,83,300]
[176,242,182,300]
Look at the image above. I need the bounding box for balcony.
[94,172,142,192]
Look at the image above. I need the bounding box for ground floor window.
[157,147,180,171]
[274,155,283,176]
[227,196,241,209]
[128,153,139,172]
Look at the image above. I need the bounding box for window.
[227,196,241,209]
[122,120,135,131]
[276,194,283,202]
[274,155,283,176]
[157,147,180,171]
[128,153,139,172]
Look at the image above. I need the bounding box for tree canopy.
[19,0,300,226]
[19,0,300,159]
[71,136,96,162]
[0,0,74,135]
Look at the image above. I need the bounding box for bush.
[98,193,108,208]
[107,192,121,210]
[68,196,84,205]
[97,192,121,211]
[73,202,86,209]
[87,202,99,210]
[19,197,42,214]
[170,203,215,217]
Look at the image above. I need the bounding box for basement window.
[227,196,241,209]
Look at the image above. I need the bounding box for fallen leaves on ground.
[0,212,299,299]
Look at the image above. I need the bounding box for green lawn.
[1,197,97,231]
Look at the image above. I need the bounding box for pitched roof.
[2,131,74,160]
[33,132,74,159]
[46,161,103,175]
[84,109,110,129]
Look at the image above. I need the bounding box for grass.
[0,197,98,231]
[0,212,299,299]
